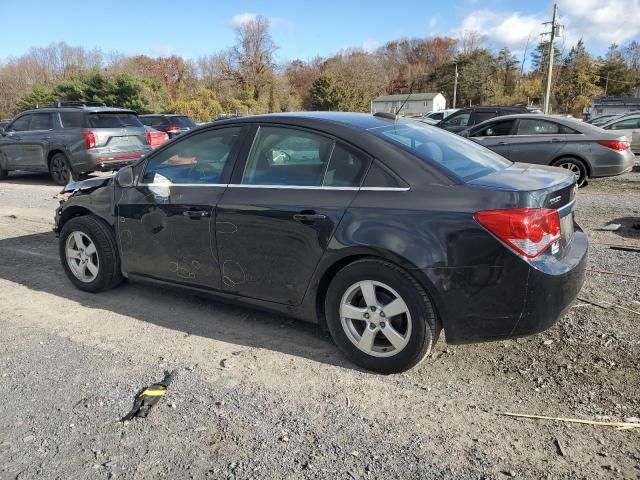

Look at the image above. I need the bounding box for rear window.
[170,116,196,127]
[60,112,84,128]
[368,120,512,181]
[87,113,143,128]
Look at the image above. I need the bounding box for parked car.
[587,113,622,126]
[461,114,635,187]
[143,126,169,149]
[54,112,586,373]
[139,114,197,138]
[600,113,640,154]
[0,105,152,185]
[0,119,10,130]
[436,106,530,133]
[421,108,459,123]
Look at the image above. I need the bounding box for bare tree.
[459,30,486,55]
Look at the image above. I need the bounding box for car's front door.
[468,118,516,158]
[116,126,247,289]
[216,125,370,305]
[508,118,566,165]
[0,114,32,168]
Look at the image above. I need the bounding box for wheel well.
[553,155,591,177]
[314,254,443,333]
[47,149,66,167]
[58,206,93,231]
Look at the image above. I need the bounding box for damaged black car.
[54,113,587,373]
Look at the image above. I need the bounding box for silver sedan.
[461,114,635,187]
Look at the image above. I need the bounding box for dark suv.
[437,106,530,133]
[139,114,197,138]
[0,104,152,185]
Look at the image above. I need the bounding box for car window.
[368,120,512,181]
[472,119,515,137]
[443,112,471,128]
[427,112,443,120]
[141,127,242,185]
[60,112,84,128]
[324,143,369,187]
[8,115,31,132]
[607,117,640,130]
[242,126,334,186]
[517,119,564,135]
[473,111,498,124]
[171,116,197,127]
[87,113,143,128]
[30,113,53,130]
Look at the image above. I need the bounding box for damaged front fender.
[54,175,117,234]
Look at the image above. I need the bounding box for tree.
[309,75,350,110]
[555,40,602,115]
[598,44,636,97]
[230,15,277,101]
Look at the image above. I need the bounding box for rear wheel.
[325,259,438,373]
[59,215,123,292]
[0,168,8,180]
[49,152,77,186]
[553,157,588,188]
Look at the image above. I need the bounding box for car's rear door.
[116,125,248,289]
[18,112,54,170]
[215,124,370,305]
[508,118,566,165]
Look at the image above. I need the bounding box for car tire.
[325,258,438,373]
[49,152,78,186]
[552,157,588,188]
[59,215,124,293]
[0,168,8,180]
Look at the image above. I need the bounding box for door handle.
[550,138,562,143]
[498,141,508,145]
[293,213,326,222]
[183,210,210,218]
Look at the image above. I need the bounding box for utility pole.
[542,3,560,114]
[604,71,610,96]
[453,63,458,108]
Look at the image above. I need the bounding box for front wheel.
[325,259,438,373]
[553,157,588,188]
[59,215,123,292]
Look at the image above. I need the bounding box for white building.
[371,93,446,117]
[587,96,640,118]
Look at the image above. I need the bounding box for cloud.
[230,12,294,32]
[231,12,258,28]
[148,44,174,56]
[452,1,640,55]
[362,38,379,53]
[427,15,440,30]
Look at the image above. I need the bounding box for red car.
[144,126,169,149]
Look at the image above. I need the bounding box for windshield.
[88,113,143,128]
[368,120,512,181]
[171,116,196,127]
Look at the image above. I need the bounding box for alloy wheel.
[65,231,99,283]
[340,280,412,357]
[51,157,70,184]
[556,161,585,186]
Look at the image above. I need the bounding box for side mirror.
[116,166,134,187]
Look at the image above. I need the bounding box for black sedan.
[54,113,587,373]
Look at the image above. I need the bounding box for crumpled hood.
[61,174,114,194]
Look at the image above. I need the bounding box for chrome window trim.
[135,182,410,191]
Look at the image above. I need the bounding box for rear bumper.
[419,226,588,344]
[590,149,635,177]
[70,147,151,173]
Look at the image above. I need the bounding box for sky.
[1,0,639,63]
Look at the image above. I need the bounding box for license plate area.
[560,212,574,245]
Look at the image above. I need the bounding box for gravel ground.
[0,170,639,479]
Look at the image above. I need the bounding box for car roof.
[140,113,189,117]
[20,106,136,114]
[213,111,401,131]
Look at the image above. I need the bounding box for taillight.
[598,140,630,151]
[145,131,152,145]
[475,208,561,258]
[81,130,96,149]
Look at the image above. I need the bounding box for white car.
[421,109,459,123]
[602,114,640,154]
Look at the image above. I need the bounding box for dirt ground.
[0,169,638,479]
